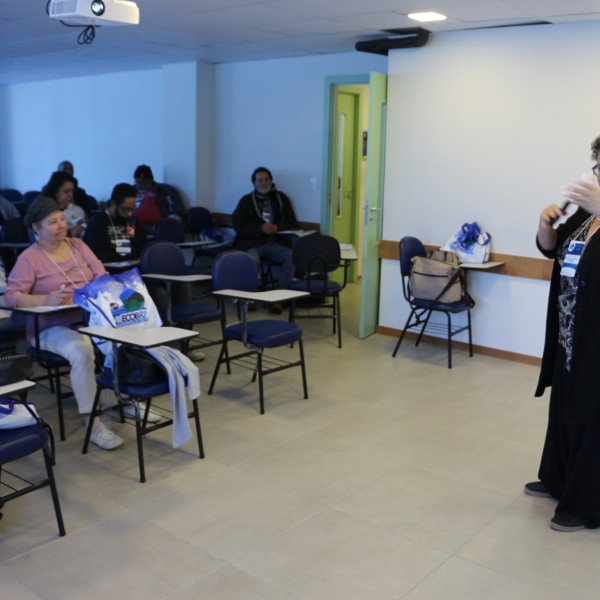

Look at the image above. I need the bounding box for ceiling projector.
[48,0,139,26]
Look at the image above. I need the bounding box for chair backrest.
[140,240,187,276]
[23,191,41,205]
[1,217,28,243]
[187,207,214,235]
[153,217,185,243]
[0,189,22,203]
[398,236,427,301]
[399,237,426,278]
[86,195,100,212]
[292,234,341,274]
[211,250,260,292]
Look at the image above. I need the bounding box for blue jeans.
[247,239,294,288]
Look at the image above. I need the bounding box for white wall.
[0,70,164,201]
[380,22,600,357]
[212,52,387,220]
[0,64,217,207]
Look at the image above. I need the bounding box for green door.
[358,72,387,338]
[331,90,359,282]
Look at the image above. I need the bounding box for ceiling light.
[408,11,447,23]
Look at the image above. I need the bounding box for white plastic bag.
[73,268,162,369]
[440,222,491,264]
[0,398,38,429]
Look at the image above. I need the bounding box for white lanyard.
[39,241,90,288]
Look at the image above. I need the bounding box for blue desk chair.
[288,234,346,348]
[140,240,222,351]
[392,236,473,368]
[0,189,22,203]
[0,393,66,536]
[207,250,308,414]
[186,207,232,269]
[82,362,204,483]
[153,217,185,243]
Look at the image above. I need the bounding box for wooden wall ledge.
[379,240,552,281]
[209,219,551,282]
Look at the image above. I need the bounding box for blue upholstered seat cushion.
[0,424,45,463]
[411,297,472,313]
[225,320,302,347]
[288,279,342,295]
[96,369,169,397]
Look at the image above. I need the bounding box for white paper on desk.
[339,244,353,250]
[277,229,317,237]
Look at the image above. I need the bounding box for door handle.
[369,206,381,212]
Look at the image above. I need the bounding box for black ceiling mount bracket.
[355,27,430,55]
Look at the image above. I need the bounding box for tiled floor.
[2,284,598,599]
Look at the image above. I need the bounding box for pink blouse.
[4,238,107,339]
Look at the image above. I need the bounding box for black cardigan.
[535,208,600,423]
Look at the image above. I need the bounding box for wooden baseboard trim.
[376,325,542,367]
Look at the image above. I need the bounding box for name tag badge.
[560,240,585,277]
[116,239,132,256]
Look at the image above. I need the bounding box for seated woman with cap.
[3,195,122,450]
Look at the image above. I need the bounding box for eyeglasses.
[119,206,135,214]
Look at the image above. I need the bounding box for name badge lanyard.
[560,216,596,278]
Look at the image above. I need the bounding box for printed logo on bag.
[107,288,150,327]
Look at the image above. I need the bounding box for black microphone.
[550,200,571,226]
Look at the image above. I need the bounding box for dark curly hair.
[42,171,77,199]
[591,135,600,160]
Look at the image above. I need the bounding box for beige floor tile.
[458,497,600,600]
[239,433,401,506]
[170,565,298,600]
[3,514,226,600]
[334,463,513,553]
[401,556,568,600]
[133,465,325,562]
[235,509,448,600]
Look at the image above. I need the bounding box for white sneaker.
[122,402,162,423]
[89,423,123,450]
[188,349,206,362]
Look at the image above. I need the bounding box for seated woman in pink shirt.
[3,196,120,450]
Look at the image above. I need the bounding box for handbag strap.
[420,267,475,309]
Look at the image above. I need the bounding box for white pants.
[38,326,97,414]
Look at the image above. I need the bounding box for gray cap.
[24,195,61,228]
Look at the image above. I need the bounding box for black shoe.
[524,481,552,498]
[550,511,586,532]
[269,302,283,314]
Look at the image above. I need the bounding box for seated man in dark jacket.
[84,183,147,262]
[232,166,298,294]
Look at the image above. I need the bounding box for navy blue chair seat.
[225,319,303,347]
[0,397,66,536]
[208,250,308,414]
[140,240,222,352]
[410,296,473,312]
[82,366,204,483]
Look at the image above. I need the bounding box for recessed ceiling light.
[408,11,447,23]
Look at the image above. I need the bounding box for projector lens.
[91,1,105,16]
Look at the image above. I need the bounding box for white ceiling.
[2,0,600,85]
